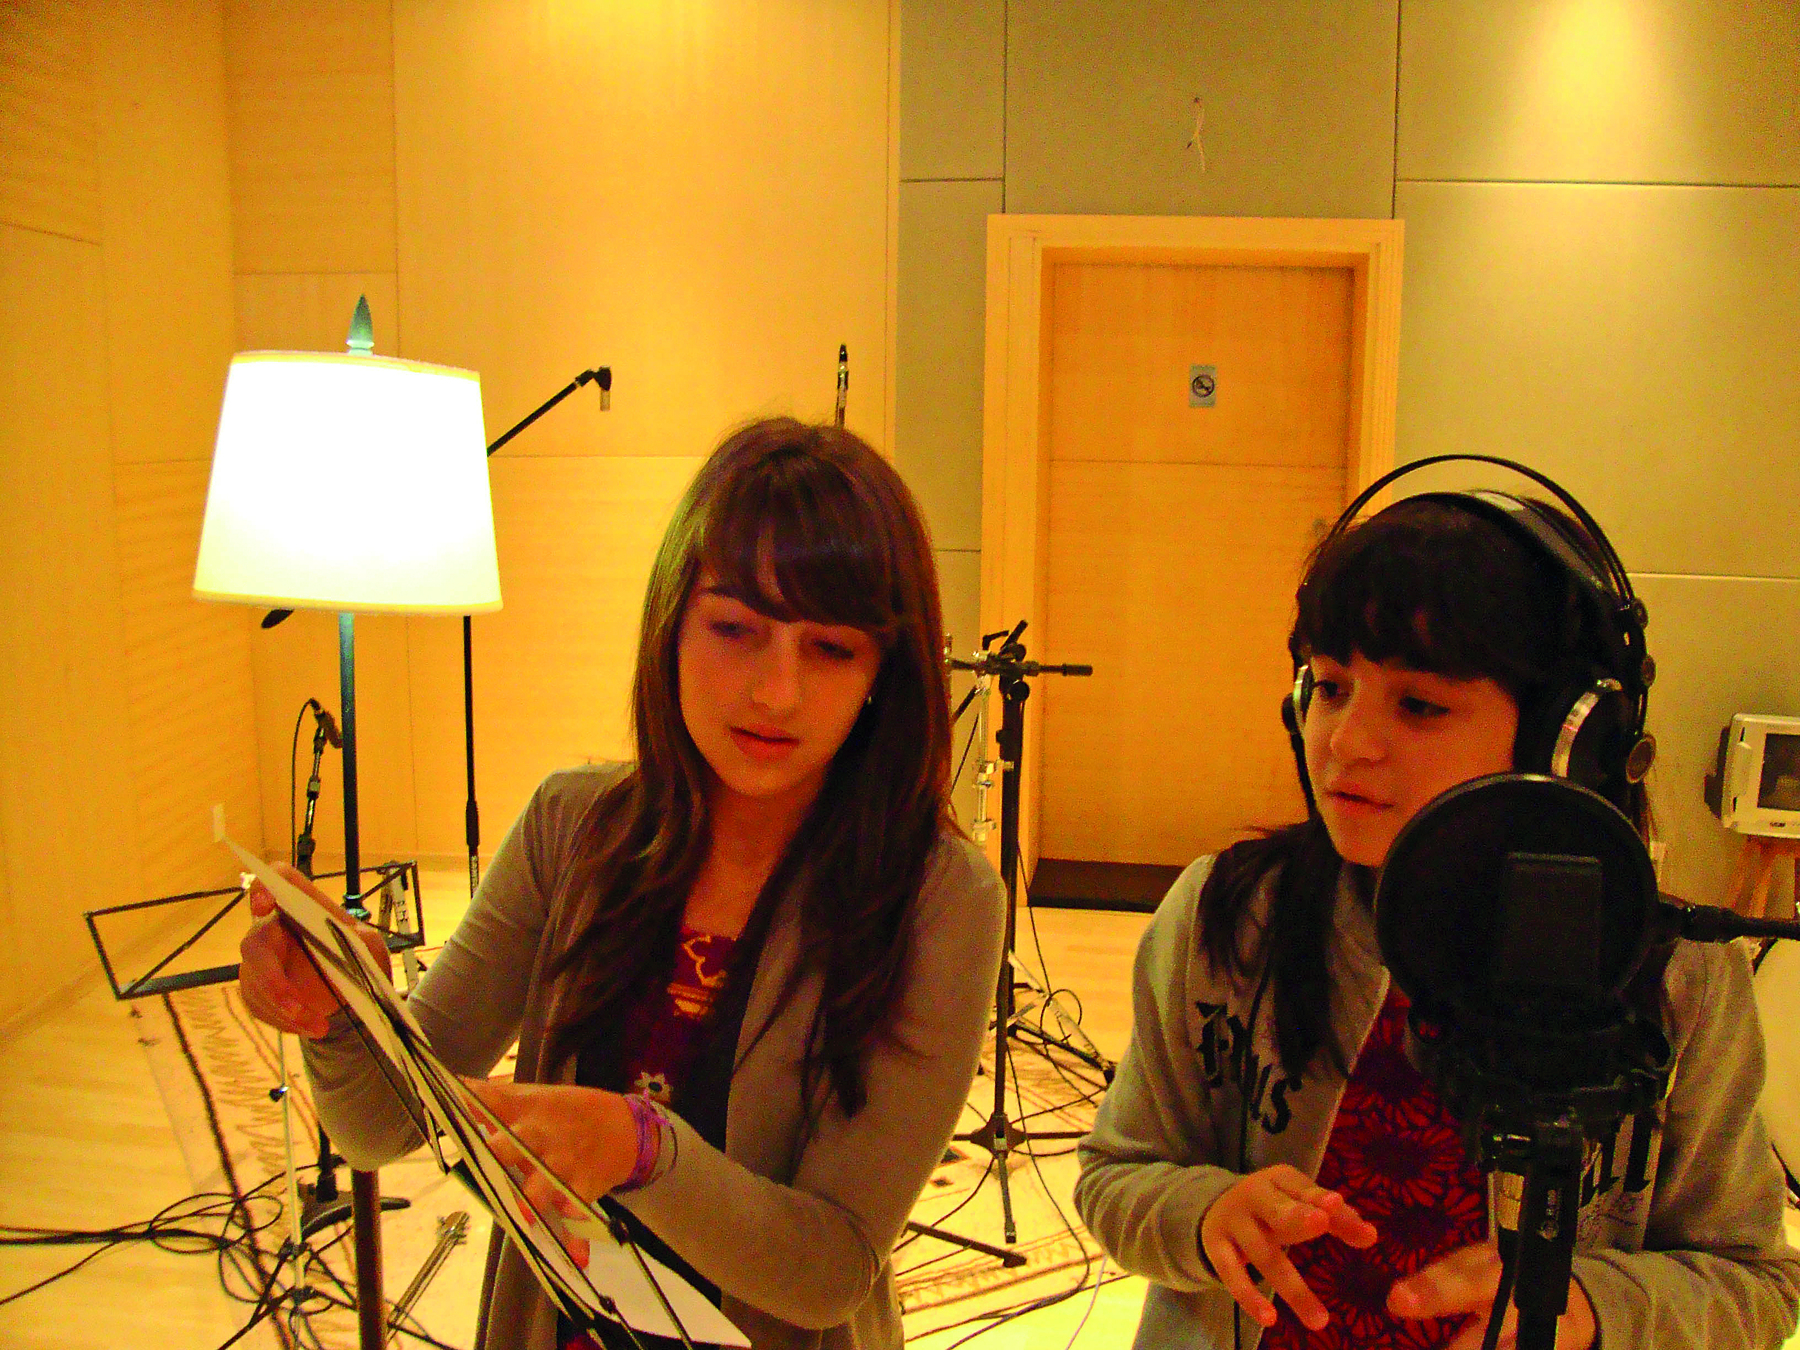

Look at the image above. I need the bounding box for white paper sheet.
[224,836,748,1347]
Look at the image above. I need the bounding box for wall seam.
[1391,0,1402,219]
[1000,0,1009,213]
[233,268,404,278]
[1398,177,1800,190]
[0,220,104,247]
[1631,572,1800,585]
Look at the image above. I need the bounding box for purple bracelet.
[618,1093,663,1192]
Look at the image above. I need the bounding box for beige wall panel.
[938,547,984,660]
[1039,461,1333,866]
[0,0,100,240]
[899,0,1004,181]
[1396,182,1800,578]
[234,271,399,354]
[250,610,417,868]
[1049,262,1353,467]
[225,0,397,274]
[1631,574,1800,909]
[393,0,891,461]
[0,225,139,1029]
[115,462,262,897]
[97,0,234,465]
[1005,0,1397,217]
[1400,0,1800,186]
[895,180,1000,552]
[407,456,702,861]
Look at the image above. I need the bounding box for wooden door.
[1037,262,1352,867]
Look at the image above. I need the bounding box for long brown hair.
[542,417,955,1116]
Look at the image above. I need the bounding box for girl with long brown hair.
[239,417,1006,1349]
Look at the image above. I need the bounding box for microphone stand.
[293,700,331,881]
[910,622,1092,1256]
[460,366,612,896]
[291,702,345,1230]
[1377,774,1800,1350]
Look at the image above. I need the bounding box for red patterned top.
[562,926,737,1350]
[1261,984,1488,1349]
[615,926,738,1107]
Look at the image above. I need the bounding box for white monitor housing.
[1707,713,1800,837]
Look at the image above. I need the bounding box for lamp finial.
[347,296,374,356]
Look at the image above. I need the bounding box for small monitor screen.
[1759,733,1800,812]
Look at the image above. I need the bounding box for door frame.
[978,214,1405,881]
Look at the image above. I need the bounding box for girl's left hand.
[461,1079,639,1267]
[1388,1241,1596,1350]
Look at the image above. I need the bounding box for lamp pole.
[339,295,386,1350]
[338,610,387,1350]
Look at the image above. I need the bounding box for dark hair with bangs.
[1292,499,1574,715]
[1201,497,1650,1081]
[541,417,954,1118]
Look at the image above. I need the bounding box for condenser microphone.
[1375,772,1800,1118]
[1379,773,1800,1035]
[1368,771,1800,1350]
[835,344,848,428]
[310,701,342,748]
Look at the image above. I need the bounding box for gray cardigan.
[305,766,1007,1350]
[1075,856,1800,1350]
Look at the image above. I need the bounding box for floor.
[7,864,1800,1349]
[0,867,1156,1349]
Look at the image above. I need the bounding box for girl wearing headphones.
[1075,485,1800,1349]
[239,418,1006,1350]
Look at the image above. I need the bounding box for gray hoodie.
[1075,856,1800,1349]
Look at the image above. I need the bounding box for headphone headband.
[1290,455,1656,807]
[1327,455,1636,604]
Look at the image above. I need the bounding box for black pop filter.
[1377,773,1658,1022]
[1374,772,1677,1135]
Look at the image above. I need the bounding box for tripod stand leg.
[905,1220,1026,1267]
[996,1146,1017,1245]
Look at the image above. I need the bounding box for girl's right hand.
[1199,1164,1378,1332]
[237,863,392,1039]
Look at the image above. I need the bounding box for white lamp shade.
[194,352,502,614]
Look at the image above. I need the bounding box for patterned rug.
[138,978,1103,1347]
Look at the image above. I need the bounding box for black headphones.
[1280,455,1657,815]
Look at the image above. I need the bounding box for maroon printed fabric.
[561,926,737,1350]
[615,927,738,1106]
[1261,985,1487,1350]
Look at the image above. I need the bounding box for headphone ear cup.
[1282,669,1316,813]
[1516,680,1634,805]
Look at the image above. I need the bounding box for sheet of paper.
[224,837,425,1041]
